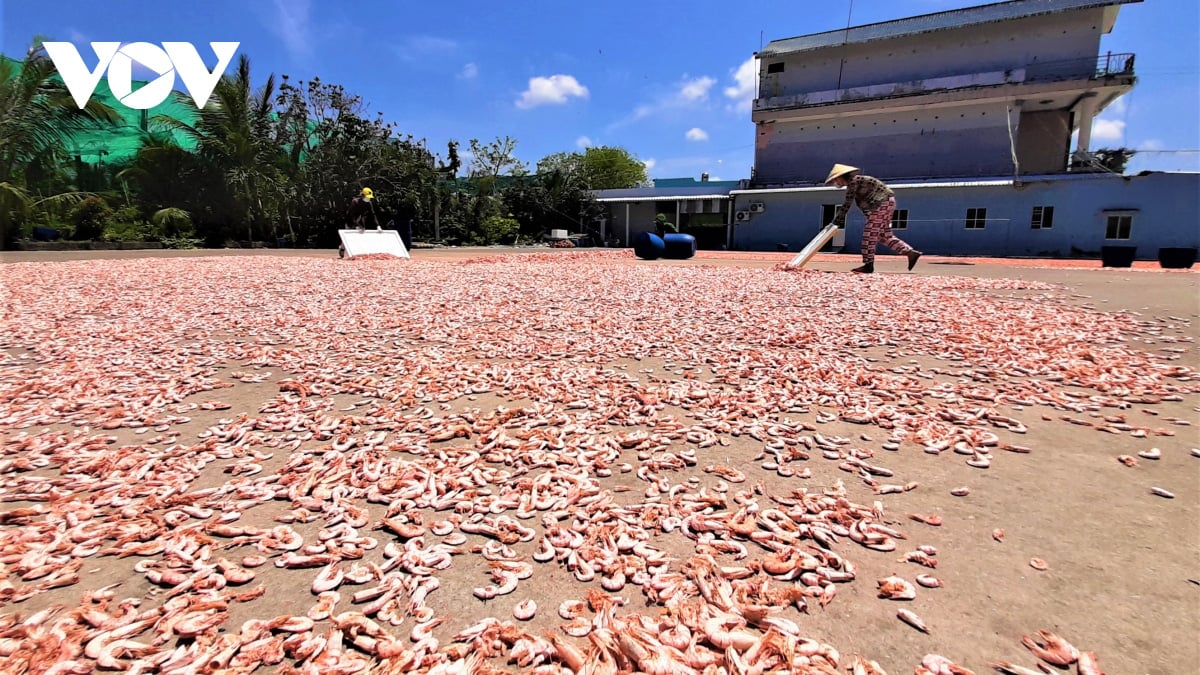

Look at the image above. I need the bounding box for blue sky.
[2,0,1197,179]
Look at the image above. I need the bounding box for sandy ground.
[1,247,1197,674]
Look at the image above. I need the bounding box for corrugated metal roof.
[652,178,742,188]
[595,194,731,203]
[731,179,1014,195]
[734,172,1200,192]
[760,0,1141,57]
[593,186,735,201]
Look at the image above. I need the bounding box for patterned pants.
[861,197,914,264]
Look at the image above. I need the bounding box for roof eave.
[760,0,1141,59]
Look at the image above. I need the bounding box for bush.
[103,221,154,242]
[103,206,152,242]
[112,206,143,225]
[478,214,520,245]
[151,208,194,238]
[161,235,202,250]
[69,197,112,240]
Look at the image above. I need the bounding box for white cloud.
[724,57,756,113]
[679,76,716,102]
[515,74,589,110]
[685,127,709,142]
[610,75,717,129]
[575,136,593,149]
[643,158,657,172]
[267,0,313,60]
[67,28,89,44]
[458,62,478,79]
[396,35,458,62]
[1092,118,1126,142]
[1137,139,1164,151]
[628,103,656,122]
[458,149,475,172]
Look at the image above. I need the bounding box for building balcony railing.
[754,53,1135,113]
[1030,52,1136,81]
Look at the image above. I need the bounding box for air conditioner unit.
[735,210,751,222]
[749,202,765,213]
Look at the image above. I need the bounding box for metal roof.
[595,194,731,203]
[731,179,1015,195]
[759,0,1142,58]
[651,178,741,189]
[592,186,735,201]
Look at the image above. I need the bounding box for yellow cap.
[825,164,859,185]
[361,187,374,200]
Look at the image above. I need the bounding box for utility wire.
[834,1,855,92]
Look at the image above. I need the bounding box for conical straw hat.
[825,164,859,185]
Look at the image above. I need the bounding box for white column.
[1075,93,1098,155]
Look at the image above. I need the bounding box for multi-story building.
[751,0,1138,183]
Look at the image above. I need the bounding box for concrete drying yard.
[0,247,1196,674]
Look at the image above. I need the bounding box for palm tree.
[160,54,286,244]
[0,39,121,245]
[117,132,200,215]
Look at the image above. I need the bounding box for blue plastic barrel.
[633,232,666,260]
[663,233,697,260]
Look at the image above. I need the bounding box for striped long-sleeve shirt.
[838,174,894,218]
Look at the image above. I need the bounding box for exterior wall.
[731,173,1200,259]
[760,9,1107,99]
[1016,110,1072,173]
[755,101,1018,183]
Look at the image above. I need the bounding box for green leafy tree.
[440,141,462,177]
[468,136,528,183]
[534,146,646,190]
[1092,147,1136,174]
[578,146,646,189]
[274,76,441,247]
[0,40,121,247]
[425,141,462,242]
[501,161,604,241]
[118,133,204,218]
[535,152,582,179]
[160,54,287,245]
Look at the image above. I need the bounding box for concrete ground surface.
[1,247,1197,674]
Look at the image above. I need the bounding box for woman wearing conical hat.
[825,164,921,274]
